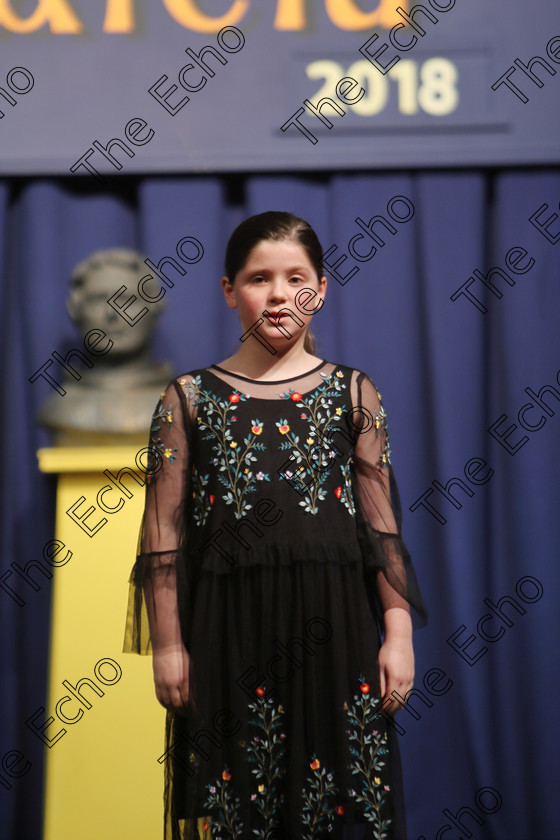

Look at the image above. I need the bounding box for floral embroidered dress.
[123,360,427,840]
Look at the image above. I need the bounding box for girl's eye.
[249,275,303,284]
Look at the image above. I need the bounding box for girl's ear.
[313,275,327,308]
[221,275,237,310]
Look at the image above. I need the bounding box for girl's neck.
[215,346,324,382]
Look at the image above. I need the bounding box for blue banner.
[1,0,559,174]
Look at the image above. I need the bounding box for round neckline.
[210,359,329,385]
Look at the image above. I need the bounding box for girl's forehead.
[244,239,313,267]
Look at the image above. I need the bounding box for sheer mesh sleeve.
[350,371,427,629]
[123,379,191,654]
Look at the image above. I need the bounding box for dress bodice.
[166,362,366,556]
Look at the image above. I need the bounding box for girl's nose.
[268,282,289,303]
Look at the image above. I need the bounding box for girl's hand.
[152,644,191,715]
[378,636,415,712]
[378,607,415,714]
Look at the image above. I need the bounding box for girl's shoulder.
[326,363,385,409]
[174,367,208,383]
[169,366,221,387]
[326,361,377,385]
[157,369,213,404]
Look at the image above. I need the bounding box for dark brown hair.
[224,211,324,353]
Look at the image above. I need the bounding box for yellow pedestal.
[37,446,165,840]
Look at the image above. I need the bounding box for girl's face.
[222,239,327,348]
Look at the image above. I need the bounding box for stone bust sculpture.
[37,248,173,444]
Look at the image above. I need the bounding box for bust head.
[37,247,172,441]
[67,248,164,359]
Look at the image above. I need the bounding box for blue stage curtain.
[1,170,559,840]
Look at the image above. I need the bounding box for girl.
[124,211,427,840]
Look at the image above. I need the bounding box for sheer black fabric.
[350,372,426,628]
[124,379,195,656]
[123,361,427,840]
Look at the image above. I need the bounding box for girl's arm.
[350,371,427,711]
[145,556,191,715]
[136,380,192,714]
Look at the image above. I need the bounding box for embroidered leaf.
[246,693,286,836]
[202,768,244,839]
[301,759,339,839]
[344,679,393,836]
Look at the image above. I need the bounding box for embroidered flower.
[337,805,344,815]
[230,441,238,448]
[336,370,344,378]
[310,758,321,770]
[384,785,391,791]
[203,820,209,831]
[360,682,370,695]
[178,377,187,385]
[335,407,343,415]
[277,423,290,434]
[256,472,266,480]
[256,686,266,697]
[163,448,174,459]
[290,392,302,401]
[374,777,381,786]
[222,769,231,781]
[209,495,215,505]
[251,421,263,435]
[306,437,314,446]
[229,393,241,403]
[300,413,308,419]
[258,784,265,793]
[334,486,342,499]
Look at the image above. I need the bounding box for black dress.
[123,359,427,840]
